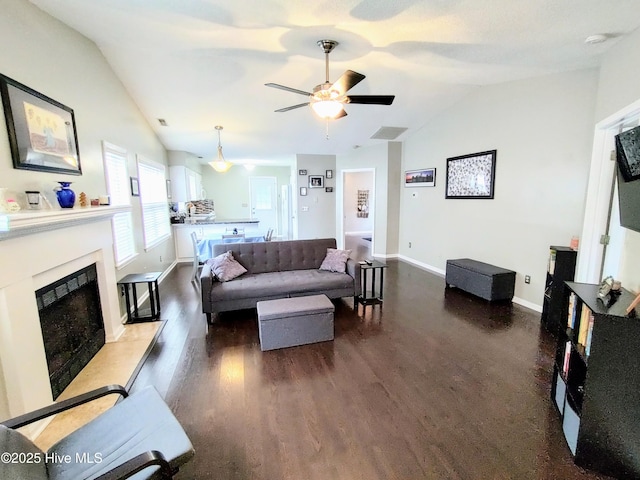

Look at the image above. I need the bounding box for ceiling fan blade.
[275,102,309,112]
[265,83,312,97]
[333,70,366,94]
[346,95,395,105]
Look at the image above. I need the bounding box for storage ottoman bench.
[257,294,335,351]
[445,258,516,302]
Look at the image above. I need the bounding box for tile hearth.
[33,322,161,451]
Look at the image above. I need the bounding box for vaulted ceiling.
[28,0,640,165]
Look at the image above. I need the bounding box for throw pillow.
[319,248,352,273]
[206,251,247,282]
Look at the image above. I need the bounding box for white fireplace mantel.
[0,205,130,240]
[0,205,129,436]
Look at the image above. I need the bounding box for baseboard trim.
[396,254,445,277]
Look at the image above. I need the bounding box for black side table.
[118,272,162,323]
[356,260,388,306]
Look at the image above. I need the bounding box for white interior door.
[250,176,278,235]
[280,184,292,240]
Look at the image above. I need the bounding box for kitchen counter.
[172,218,259,226]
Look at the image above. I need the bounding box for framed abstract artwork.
[445,150,496,199]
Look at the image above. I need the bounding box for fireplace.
[36,264,105,399]
[0,206,127,438]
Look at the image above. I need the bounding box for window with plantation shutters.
[102,141,136,267]
[137,155,171,250]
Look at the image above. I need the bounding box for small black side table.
[118,272,162,323]
[356,260,388,306]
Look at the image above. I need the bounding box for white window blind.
[102,141,136,267]
[137,155,170,250]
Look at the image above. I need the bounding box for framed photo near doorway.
[405,168,435,187]
[0,74,82,175]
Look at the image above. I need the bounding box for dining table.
[197,235,265,260]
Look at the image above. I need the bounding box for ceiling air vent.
[370,126,407,140]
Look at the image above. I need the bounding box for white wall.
[399,69,599,307]
[0,0,173,279]
[296,154,336,239]
[595,28,640,123]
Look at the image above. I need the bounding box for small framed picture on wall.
[130,177,140,196]
[309,175,324,188]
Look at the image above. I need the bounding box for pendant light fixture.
[209,126,232,173]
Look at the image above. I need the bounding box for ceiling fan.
[265,39,395,120]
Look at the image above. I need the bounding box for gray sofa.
[200,238,361,323]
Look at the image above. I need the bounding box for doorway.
[249,176,278,236]
[341,169,375,261]
[579,99,640,283]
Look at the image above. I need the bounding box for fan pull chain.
[325,119,330,140]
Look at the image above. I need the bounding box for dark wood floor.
[130,260,614,480]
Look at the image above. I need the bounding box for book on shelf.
[578,304,591,347]
[562,341,571,376]
[567,292,577,329]
[548,249,557,275]
[585,312,595,357]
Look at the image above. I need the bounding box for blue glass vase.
[55,181,76,208]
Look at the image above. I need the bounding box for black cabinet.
[541,246,577,336]
[551,281,640,479]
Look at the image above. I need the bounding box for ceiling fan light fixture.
[311,99,344,119]
[209,126,232,173]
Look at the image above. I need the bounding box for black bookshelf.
[541,246,577,336]
[551,281,640,479]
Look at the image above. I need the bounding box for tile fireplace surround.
[0,206,128,438]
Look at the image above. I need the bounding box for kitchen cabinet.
[170,166,202,202]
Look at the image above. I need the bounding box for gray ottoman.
[257,294,335,351]
[445,258,516,301]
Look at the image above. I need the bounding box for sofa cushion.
[207,251,247,282]
[209,269,354,302]
[212,238,338,274]
[319,248,351,273]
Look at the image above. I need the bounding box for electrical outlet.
[301,206,309,212]
[525,275,531,284]
[159,255,162,263]
[409,241,412,248]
